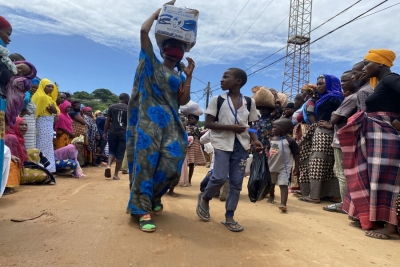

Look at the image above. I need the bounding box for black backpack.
[214,95,252,122]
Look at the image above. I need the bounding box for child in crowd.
[196,68,263,232]
[186,114,206,186]
[54,135,86,178]
[322,70,358,213]
[268,119,300,211]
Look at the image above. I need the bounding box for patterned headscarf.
[301,84,318,100]
[314,74,344,119]
[5,117,28,165]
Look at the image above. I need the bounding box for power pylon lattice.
[281,0,313,100]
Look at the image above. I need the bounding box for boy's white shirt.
[204,93,258,152]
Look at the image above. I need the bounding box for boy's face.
[341,73,355,95]
[187,115,198,125]
[272,122,283,136]
[220,70,239,90]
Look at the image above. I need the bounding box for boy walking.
[196,68,263,232]
[268,119,300,211]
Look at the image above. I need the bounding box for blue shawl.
[314,74,344,119]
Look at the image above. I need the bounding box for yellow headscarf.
[364,49,396,87]
[31,78,60,117]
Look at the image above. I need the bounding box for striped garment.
[338,111,400,230]
[22,102,37,149]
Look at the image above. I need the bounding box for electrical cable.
[202,0,275,79]
[245,0,362,71]
[198,0,251,65]
[247,0,388,78]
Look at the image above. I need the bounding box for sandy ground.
[0,165,398,267]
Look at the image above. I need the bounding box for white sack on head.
[180,100,203,116]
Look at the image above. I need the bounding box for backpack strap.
[214,95,225,122]
[214,95,252,122]
[244,96,252,113]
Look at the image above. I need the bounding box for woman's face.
[84,110,92,116]
[257,106,273,118]
[362,60,380,79]
[19,120,28,136]
[65,105,71,113]
[44,84,54,94]
[74,142,84,149]
[0,27,12,46]
[316,77,326,94]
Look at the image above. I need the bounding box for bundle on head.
[277,92,288,108]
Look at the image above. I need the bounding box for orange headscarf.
[364,49,396,87]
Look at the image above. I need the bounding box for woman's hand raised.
[182,57,195,77]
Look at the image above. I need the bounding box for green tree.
[92,88,115,102]
[73,91,91,99]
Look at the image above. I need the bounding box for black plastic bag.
[247,152,271,202]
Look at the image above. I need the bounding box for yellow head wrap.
[71,135,85,144]
[364,49,396,88]
[31,78,60,117]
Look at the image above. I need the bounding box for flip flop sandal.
[365,231,400,240]
[113,176,120,180]
[221,221,244,232]
[196,193,210,221]
[278,205,287,212]
[104,168,111,178]
[139,214,156,233]
[298,197,320,204]
[322,203,346,213]
[153,203,163,216]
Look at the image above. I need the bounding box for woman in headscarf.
[82,106,99,165]
[21,77,40,149]
[126,1,194,232]
[68,100,88,166]
[31,78,59,173]
[6,60,37,127]
[0,16,16,196]
[4,117,55,193]
[54,100,74,150]
[292,84,317,197]
[338,49,400,239]
[54,135,85,178]
[298,75,343,204]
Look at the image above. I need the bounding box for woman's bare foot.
[112,176,120,180]
[168,190,178,197]
[278,204,287,212]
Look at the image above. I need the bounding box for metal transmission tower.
[281,0,313,99]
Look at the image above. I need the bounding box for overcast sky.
[2,0,399,108]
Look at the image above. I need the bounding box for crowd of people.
[1,1,400,240]
[0,15,123,196]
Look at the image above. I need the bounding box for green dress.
[126,42,188,215]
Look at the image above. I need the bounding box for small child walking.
[186,114,206,185]
[268,118,300,212]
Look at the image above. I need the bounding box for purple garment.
[5,61,37,126]
[54,144,78,162]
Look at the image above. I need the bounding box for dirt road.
[0,166,398,267]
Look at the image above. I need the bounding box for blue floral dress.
[126,43,188,215]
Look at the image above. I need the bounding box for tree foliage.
[70,88,118,112]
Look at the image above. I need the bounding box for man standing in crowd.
[103,93,129,180]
